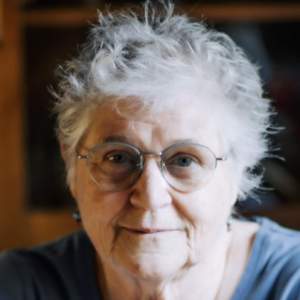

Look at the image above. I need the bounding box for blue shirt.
[0,217,300,300]
[231,217,300,300]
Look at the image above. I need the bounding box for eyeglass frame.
[76,141,227,192]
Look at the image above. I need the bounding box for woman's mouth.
[121,227,180,235]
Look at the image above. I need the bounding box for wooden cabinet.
[0,1,79,250]
[0,0,28,249]
[1,1,300,250]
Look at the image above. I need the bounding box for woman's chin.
[112,230,189,281]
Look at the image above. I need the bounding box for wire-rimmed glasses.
[77,141,226,193]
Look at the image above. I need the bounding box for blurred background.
[1,0,300,250]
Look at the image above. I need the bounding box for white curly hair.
[53,0,273,200]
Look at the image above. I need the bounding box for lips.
[120,227,180,234]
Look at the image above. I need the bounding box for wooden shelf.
[183,3,300,22]
[28,210,80,246]
[22,7,97,27]
[22,3,300,27]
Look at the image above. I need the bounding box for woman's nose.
[129,159,172,211]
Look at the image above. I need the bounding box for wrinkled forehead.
[83,92,226,153]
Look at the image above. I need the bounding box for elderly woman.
[1,2,300,300]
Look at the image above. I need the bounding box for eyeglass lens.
[86,142,217,192]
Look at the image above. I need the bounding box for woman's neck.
[96,231,234,300]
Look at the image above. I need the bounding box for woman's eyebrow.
[170,139,196,144]
[102,135,131,143]
[102,137,200,146]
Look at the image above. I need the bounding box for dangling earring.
[72,210,81,223]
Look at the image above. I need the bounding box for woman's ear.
[59,140,68,163]
[224,162,241,208]
[58,141,77,199]
[69,175,78,201]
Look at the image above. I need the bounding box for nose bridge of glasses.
[141,150,164,169]
[137,151,169,195]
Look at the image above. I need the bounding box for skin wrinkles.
[53,6,270,299]
[70,96,242,300]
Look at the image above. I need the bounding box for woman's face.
[70,98,238,281]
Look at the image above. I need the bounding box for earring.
[72,210,81,223]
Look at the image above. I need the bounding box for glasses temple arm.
[216,155,227,161]
[77,154,88,160]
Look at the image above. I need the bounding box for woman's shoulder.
[0,230,90,271]
[248,216,300,267]
[232,217,300,300]
[0,230,99,300]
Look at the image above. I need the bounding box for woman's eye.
[106,152,130,164]
[168,155,196,167]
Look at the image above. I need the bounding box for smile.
[121,227,180,235]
